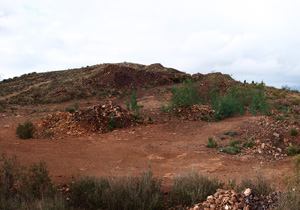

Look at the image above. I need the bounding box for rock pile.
[35,101,141,138]
[83,63,188,90]
[169,105,214,121]
[192,188,281,210]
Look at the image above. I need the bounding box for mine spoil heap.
[35,101,140,138]
[192,188,281,210]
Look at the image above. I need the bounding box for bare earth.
[0,91,294,191]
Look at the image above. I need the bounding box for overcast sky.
[0,0,299,89]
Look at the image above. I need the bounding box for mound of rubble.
[167,105,214,121]
[34,101,141,138]
[83,63,189,90]
[192,188,281,210]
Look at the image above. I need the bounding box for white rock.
[244,188,252,196]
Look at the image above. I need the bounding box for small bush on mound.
[287,145,300,156]
[207,137,218,148]
[170,171,224,207]
[69,170,163,210]
[16,121,35,139]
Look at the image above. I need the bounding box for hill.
[0,62,300,209]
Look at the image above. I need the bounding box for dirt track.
[0,101,293,191]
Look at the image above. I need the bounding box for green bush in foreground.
[70,170,163,210]
[238,173,273,195]
[277,154,300,209]
[16,121,35,139]
[0,153,60,209]
[170,171,224,207]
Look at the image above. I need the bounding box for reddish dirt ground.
[0,88,295,192]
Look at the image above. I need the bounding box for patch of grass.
[243,140,254,148]
[220,136,225,140]
[70,170,163,210]
[290,127,298,136]
[220,139,241,154]
[274,140,279,148]
[224,130,237,136]
[170,171,224,207]
[238,173,273,195]
[287,145,300,156]
[219,146,240,155]
[228,139,240,148]
[276,115,285,121]
[206,137,218,148]
[65,106,75,113]
[16,121,35,139]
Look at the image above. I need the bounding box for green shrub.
[70,170,163,210]
[211,93,244,121]
[126,98,130,110]
[0,153,58,209]
[65,106,75,113]
[109,115,117,131]
[206,137,218,148]
[224,131,237,136]
[277,154,300,209]
[74,100,79,110]
[170,79,200,108]
[238,173,273,195]
[220,136,225,140]
[290,127,298,136]
[287,145,300,156]
[243,141,254,148]
[248,87,269,115]
[219,146,240,155]
[170,171,224,207]
[228,139,240,148]
[16,121,35,139]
